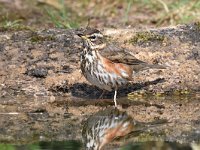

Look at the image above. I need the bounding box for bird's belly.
[84,70,112,91]
[82,63,128,91]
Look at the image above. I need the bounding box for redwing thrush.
[82,108,167,150]
[82,108,135,150]
[77,28,165,106]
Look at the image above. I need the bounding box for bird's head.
[77,28,106,50]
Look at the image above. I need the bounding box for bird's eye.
[89,35,96,40]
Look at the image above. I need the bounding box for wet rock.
[26,67,48,78]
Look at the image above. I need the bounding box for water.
[1,141,198,150]
[0,94,199,150]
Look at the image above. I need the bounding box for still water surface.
[0,141,199,150]
[0,94,199,150]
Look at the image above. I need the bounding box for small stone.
[26,67,48,78]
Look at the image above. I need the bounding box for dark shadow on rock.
[70,78,165,99]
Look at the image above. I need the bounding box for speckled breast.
[80,51,128,91]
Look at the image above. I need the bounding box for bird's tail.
[144,119,168,127]
[131,119,168,131]
[132,63,166,73]
[121,119,169,139]
[146,64,166,69]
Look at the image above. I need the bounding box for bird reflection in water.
[82,108,166,150]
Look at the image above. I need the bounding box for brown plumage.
[82,108,135,150]
[77,28,166,106]
[82,107,168,150]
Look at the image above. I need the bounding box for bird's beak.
[77,33,83,37]
[81,36,88,40]
[77,33,88,40]
[77,33,86,38]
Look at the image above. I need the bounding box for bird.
[82,107,168,150]
[82,108,135,150]
[77,28,165,107]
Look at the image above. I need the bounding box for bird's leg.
[114,89,117,107]
[99,90,105,99]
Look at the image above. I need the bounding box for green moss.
[0,19,34,32]
[154,92,165,97]
[173,89,190,95]
[30,34,55,42]
[128,91,146,98]
[135,131,166,142]
[129,31,165,45]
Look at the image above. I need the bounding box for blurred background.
[0,0,200,29]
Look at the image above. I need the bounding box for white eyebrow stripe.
[92,33,103,37]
